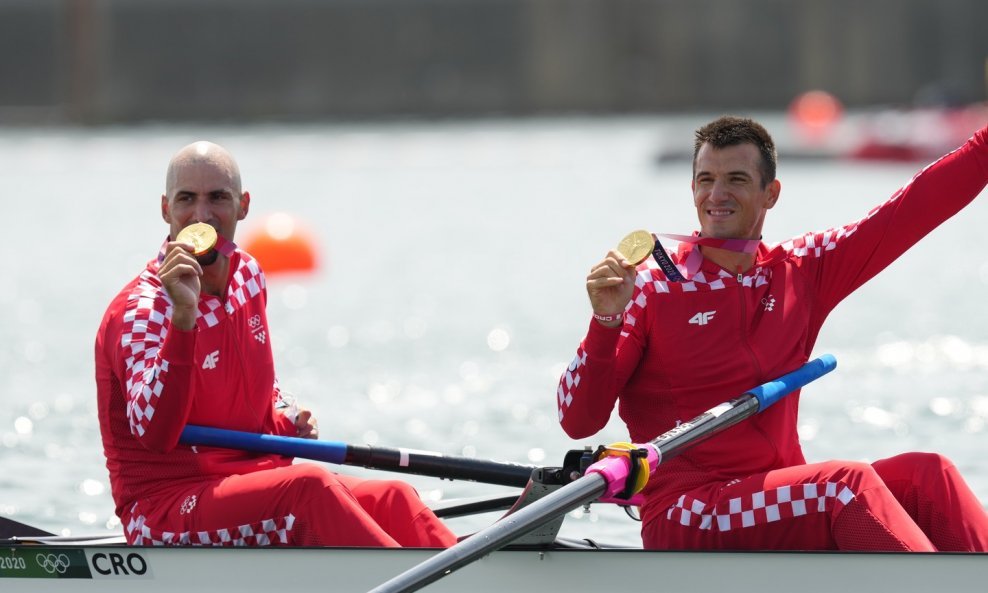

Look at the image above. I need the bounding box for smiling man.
[557,116,988,551]
[95,141,456,548]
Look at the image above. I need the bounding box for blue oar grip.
[180,425,349,464]
[747,354,837,410]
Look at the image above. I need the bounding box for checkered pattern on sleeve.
[126,504,295,546]
[556,263,659,422]
[120,270,174,438]
[779,227,844,259]
[665,481,856,532]
[775,138,966,262]
[776,175,914,260]
[557,348,587,422]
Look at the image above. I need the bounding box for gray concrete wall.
[1,0,986,123]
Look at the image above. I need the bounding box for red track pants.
[122,463,457,547]
[643,452,988,551]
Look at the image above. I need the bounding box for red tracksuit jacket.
[96,245,457,549]
[95,246,296,520]
[558,125,988,531]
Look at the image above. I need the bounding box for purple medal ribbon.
[650,233,759,282]
[650,236,687,282]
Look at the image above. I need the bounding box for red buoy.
[788,90,844,141]
[241,213,319,276]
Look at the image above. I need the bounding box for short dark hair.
[693,116,777,187]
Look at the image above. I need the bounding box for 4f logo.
[202,350,220,370]
[689,311,716,326]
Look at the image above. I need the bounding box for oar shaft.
[650,394,759,461]
[179,427,536,487]
[346,445,534,487]
[652,354,837,461]
[180,425,348,463]
[367,473,608,593]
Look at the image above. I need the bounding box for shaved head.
[165,141,242,197]
[160,141,251,261]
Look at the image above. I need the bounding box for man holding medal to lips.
[558,116,988,551]
[95,141,456,548]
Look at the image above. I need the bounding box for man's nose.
[707,180,730,201]
[192,199,212,223]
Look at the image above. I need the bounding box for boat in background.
[653,99,988,164]
[846,102,988,162]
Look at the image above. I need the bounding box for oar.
[368,354,837,593]
[180,426,537,488]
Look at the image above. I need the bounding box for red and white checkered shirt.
[558,125,988,528]
[96,245,296,518]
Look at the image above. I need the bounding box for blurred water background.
[1,113,987,546]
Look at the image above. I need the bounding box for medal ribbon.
[213,235,237,257]
[658,233,759,255]
[650,233,759,282]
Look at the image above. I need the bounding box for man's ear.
[161,194,171,222]
[238,191,251,220]
[765,179,781,210]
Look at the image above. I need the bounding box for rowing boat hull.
[5,545,987,592]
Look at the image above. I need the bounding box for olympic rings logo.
[35,553,71,574]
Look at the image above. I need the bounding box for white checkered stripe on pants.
[666,481,856,532]
[126,504,296,546]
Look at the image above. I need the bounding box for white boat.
[4,535,988,593]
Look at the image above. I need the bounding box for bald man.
[95,142,456,548]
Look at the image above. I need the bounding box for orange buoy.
[788,90,844,140]
[241,212,319,276]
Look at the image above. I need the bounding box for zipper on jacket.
[227,306,265,428]
[737,266,764,379]
[737,265,783,464]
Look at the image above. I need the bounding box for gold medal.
[176,222,218,256]
[616,230,654,265]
